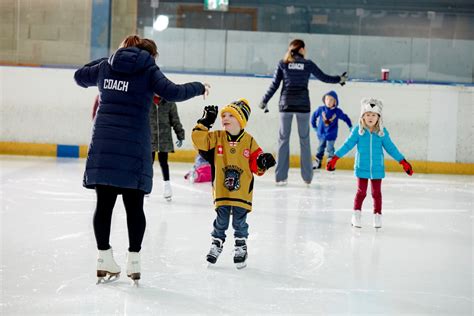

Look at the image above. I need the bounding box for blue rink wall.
[0,66,473,175]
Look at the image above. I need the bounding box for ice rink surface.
[1,156,472,315]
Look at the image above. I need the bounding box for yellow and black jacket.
[192,123,266,212]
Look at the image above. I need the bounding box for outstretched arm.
[337,108,352,129]
[334,127,360,158]
[74,58,107,88]
[151,67,205,102]
[308,61,340,84]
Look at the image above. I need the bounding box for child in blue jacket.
[311,90,352,169]
[326,98,413,229]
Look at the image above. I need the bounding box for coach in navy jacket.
[74,35,208,280]
[75,45,205,194]
[259,39,347,185]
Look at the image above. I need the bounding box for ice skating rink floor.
[1,155,472,315]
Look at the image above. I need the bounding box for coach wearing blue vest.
[74,35,210,284]
[260,39,347,186]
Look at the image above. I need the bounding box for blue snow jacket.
[335,126,404,179]
[261,53,341,113]
[74,47,205,193]
[310,90,352,141]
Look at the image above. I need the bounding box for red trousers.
[353,178,382,214]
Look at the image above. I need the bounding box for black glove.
[197,105,218,129]
[259,101,269,113]
[257,153,276,170]
[339,71,348,86]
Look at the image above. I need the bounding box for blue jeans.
[316,139,335,161]
[211,205,249,242]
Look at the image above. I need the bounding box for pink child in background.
[185,153,212,183]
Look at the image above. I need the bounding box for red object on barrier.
[381,68,390,81]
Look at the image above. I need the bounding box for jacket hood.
[322,90,339,107]
[108,47,155,74]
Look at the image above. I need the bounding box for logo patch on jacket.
[288,63,304,70]
[243,149,250,158]
[222,165,243,191]
[217,145,223,155]
[103,79,129,92]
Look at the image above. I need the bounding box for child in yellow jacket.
[192,99,276,269]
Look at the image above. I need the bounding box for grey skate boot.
[206,238,223,264]
[233,238,248,269]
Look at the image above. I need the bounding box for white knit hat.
[359,98,384,136]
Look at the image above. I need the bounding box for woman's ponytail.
[283,39,305,63]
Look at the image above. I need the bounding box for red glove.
[400,159,413,176]
[326,156,339,171]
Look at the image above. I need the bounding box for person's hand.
[203,83,211,100]
[399,159,413,176]
[324,119,331,125]
[259,101,269,113]
[326,156,339,171]
[257,153,276,169]
[197,105,218,129]
[339,72,348,86]
[175,140,183,148]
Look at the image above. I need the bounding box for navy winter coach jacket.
[74,47,204,193]
[262,54,341,113]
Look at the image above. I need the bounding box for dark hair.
[137,38,158,58]
[119,34,141,48]
[283,39,305,63]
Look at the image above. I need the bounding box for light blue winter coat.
[335,125,404,179]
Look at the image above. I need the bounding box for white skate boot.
[96,248,121,284]
[163,181,172,201]
[126,252,141,286]
[206,238,223,264]
[351,211,362,228]
[373,213,382,229]
[233,238,248,269]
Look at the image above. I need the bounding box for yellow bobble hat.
[220,98,251,128]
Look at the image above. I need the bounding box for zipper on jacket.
[369,132,373,179]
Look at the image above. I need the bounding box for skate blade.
[164,196,172,201]
[235,262,247,269]
[127,273,140,287]
[96,273,120,284]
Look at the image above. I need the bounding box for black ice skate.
[206,238,223,264]
[313,158,322,170]
[233,238,248,269]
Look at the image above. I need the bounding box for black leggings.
[93,185,146,252]
[152,151,170,181]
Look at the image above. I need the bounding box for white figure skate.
[163,181,172,201]
[96,248,121,284]
[373,213,382,229]
[126,252,141,286]
[351,211,362,228]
